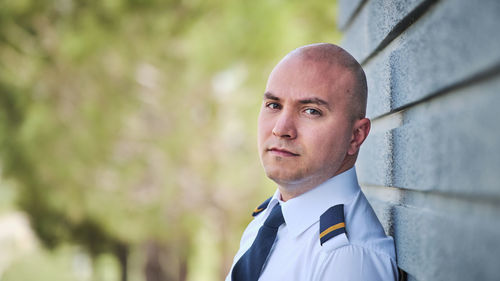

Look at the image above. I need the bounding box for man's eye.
[266,102,281,109]
[304,108,321,116]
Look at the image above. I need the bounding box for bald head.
[280,43,367,121]
[259,43,372,196]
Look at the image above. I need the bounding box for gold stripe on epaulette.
[253,207,264,213]
[319,222,345,239]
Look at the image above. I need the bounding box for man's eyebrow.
[263,92,280,100]
[263,92,331,110]
[299,97,331,110]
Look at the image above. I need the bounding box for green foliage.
[0,0,340,279]
[2,245,80,281]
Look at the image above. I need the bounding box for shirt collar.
[270,166,360,238]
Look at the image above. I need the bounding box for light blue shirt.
[226,167,398,281]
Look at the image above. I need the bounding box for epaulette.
[252,197,272,217]
[319,204,347,246]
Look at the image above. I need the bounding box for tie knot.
[264,204,285,228]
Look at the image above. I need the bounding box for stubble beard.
[262,153,346,200]
[262,155,315,195]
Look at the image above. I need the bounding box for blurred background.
[0,0,340,280]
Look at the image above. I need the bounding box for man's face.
[257,57,356,191]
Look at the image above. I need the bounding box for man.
[226,43,398,281]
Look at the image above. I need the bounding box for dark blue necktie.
[232,203,285,281]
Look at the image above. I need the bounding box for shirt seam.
[331,243,396,262]
[313,243,396,281]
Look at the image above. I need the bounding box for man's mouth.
[267,147,300,157]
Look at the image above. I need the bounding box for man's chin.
[264,169,305,186]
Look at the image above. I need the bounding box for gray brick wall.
[339,0,500,280]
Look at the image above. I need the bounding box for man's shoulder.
[251,196,273,217]
[316,197,398,281]
[341,190,396,259]
[317,197,395,256]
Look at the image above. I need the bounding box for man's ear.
[347,118,370,155]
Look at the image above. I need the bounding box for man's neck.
[277,164,354,202]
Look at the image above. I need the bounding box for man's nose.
[272,110,297,139]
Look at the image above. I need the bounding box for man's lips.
[267,147,300,157]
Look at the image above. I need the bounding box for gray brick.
[392,75,500,197]
[341,0,427,62]
[393,204,500,281]
[406,276,418,281]
[389,0,500,109]
[344,0,500,116]
[337,0,365,30]
[362,186,500,281]
[357,130,393,187]
[364,52,392,118]
[342,1,500,280]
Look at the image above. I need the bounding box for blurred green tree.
[0,0,340,280]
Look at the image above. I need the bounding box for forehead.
[265,57,354,102]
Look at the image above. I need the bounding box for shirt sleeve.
[314,244,398,281]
